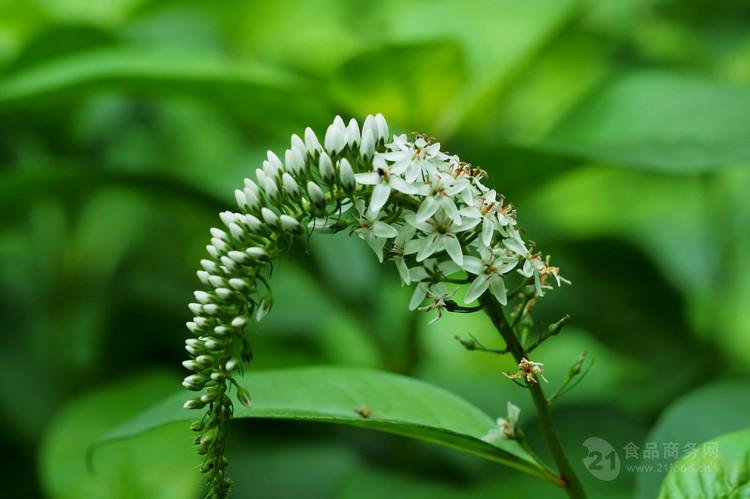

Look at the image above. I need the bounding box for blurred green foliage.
[1,0,750,497]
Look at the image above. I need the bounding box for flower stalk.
[479,294,588,499]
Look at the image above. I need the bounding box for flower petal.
[461,256,484,275]
[416,234,441,262]
[464,274,490,303]
[489,275,508,305]
[442,234,464,266]
[409,284,428,310]
[368,183,391,217]
[390,177,418,195]
[482,217,494,246]
[372,221,398,238]
[354,172,380,185]
[395,258,411,285]
[416,196,439,223]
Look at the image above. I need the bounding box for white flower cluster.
[182,114,566,497]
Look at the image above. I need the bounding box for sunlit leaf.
[658,428,750,498]
[634,379,750,499]
[537,70,750,172]
[99,367,546,479]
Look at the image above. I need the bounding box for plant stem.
[479,295,588,499]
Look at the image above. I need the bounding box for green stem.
[479,295,588,499]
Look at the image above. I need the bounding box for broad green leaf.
[0,47,329,130]
[0,48,301,104]
[635,379,750,499]
[537,70,750,172]
[99,366,546,479]
[39,371,200,499]
[658,428,750,498]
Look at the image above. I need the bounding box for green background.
[1,0,750,497]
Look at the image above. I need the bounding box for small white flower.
[353,201,398,262]
[387,224,417,284]
[382,134,444,183]
[405,212,479,266]
[408,283,455,324]
[483,402,521,442]
[409,283,456,324]
[504,228,545,296]
[461,245,517,304]
[355,156,418,217]
[415,172,471,224]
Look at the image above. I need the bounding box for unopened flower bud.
[220,256,236,270]
[291,133,305,152]
[210,228,227,239]
[285,146,305,175]
[227,250,247,263]
[262,177,279,200]
[282,172,299,197]
[228,278,248,290]
[183,398,206,410]
[227,222,244,241]
[280,214,302,233]
[206,245,219,258]
[196,271,210,285]
[338,158,355,192]
[200,259,218,273]
[210,238,227,253]
[188,302,203,315]
[307,181,325,209]
[374,113,389,143]
[261,207,279,227]
[182,360,201,371]
[237,387,252,407]
[246,247,267,260]
[304,127,321,155]
[346,118,360,147]
[225,358,239,371]
[194,291,211,304]
[266,151,284,177]
[360,128,375,160]
[208,275,226,288]
[234,189,247,209]
[215,287,233,300]
[256,295,273,321]
[324,117,346,154]
[318,152,334,183]
[219,211,238,227]
[203,303,219,315]
[243,214,262,232]
[231,316,247,328]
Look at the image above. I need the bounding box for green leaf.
[99,366,546,480]
[658,428,750,498]
[635,379,750,499]
[537,70,750,172]
[0,48,301,105]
